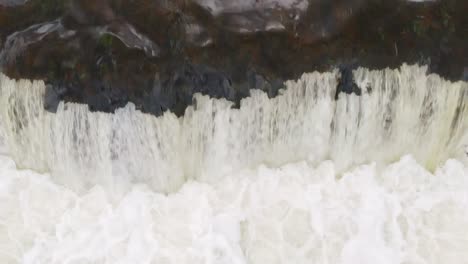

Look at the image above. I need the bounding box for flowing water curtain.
[331,65,468,170]
[0,74,186,193]
[0,76,49,171]
[0,65,467,193]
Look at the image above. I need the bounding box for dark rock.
[0,0,467,117]
[335,64,361,100]
[44,84,62,112]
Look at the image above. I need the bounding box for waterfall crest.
[0,64,466,193]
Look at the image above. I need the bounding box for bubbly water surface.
[0,154,467,263]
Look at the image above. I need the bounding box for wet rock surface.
[0,0,467,116]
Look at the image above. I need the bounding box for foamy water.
[1,154,467,263]
[0,65,467,263]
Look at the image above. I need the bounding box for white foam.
[0,154,467,263]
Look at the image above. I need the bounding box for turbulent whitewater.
[0,64,467,263]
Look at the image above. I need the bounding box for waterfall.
[0,64,466,193]
[0,64,468,264]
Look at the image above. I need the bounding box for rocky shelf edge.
[0,0,467,116]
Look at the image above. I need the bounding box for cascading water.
[0,64,467,263]
[0,64,467,192]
